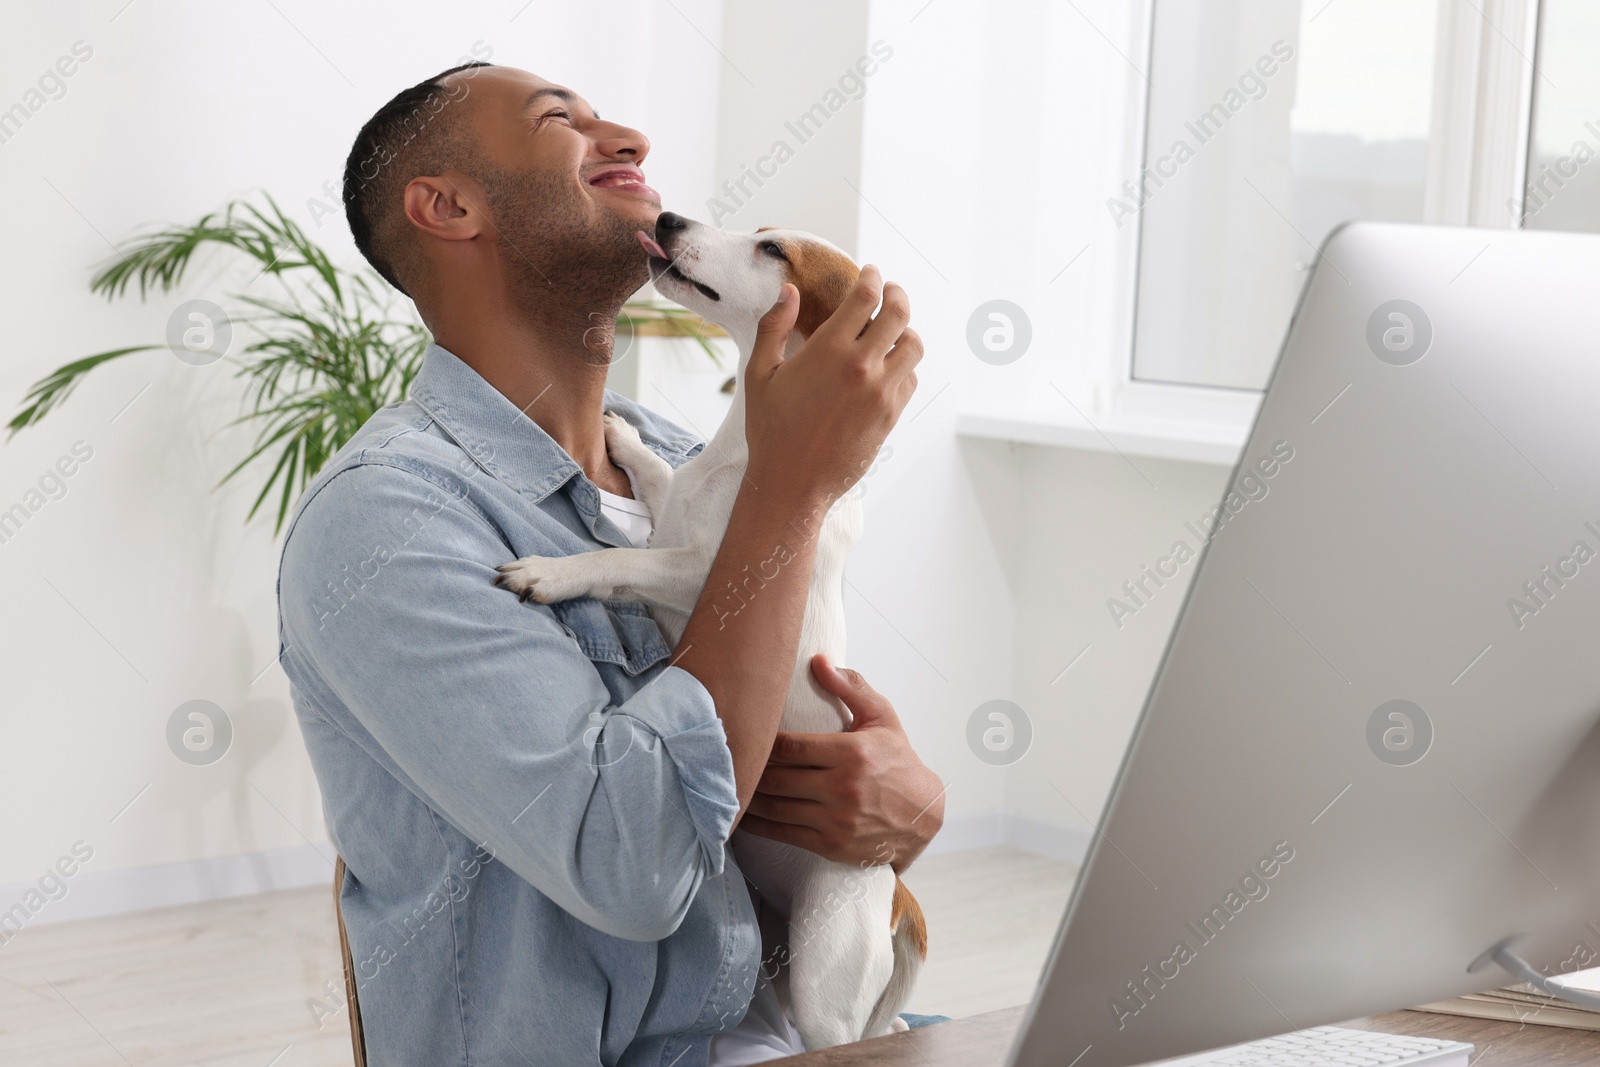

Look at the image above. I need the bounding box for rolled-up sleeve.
[278,461,737,942]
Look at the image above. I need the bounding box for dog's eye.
[758,240,789,262]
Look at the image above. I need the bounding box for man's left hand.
[739,654,946,875]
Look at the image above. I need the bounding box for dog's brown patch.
[891,876,928,958]
[758,227,860,339]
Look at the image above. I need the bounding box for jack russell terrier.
[495,211,927,1050]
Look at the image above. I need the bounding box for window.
[1522,0,1600,232]
[1124,0,1546,396]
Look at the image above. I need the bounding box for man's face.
[443,66,658,315]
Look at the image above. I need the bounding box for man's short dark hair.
[344,61,492,296]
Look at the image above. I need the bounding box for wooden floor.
[0,846,1076,1066]
[898,847,1078,1018]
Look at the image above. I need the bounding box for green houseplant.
[7,194,724,532]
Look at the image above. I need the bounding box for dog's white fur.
[496,217,923,1050]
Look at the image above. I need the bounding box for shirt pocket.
[548,597,673,677]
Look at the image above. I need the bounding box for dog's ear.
[784,239,861,339]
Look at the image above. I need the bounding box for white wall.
[707,0,873,249]
[849,0,1238,855]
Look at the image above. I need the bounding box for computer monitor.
[1007,221,1600,1067]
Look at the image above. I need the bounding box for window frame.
[1101,0,1540,434]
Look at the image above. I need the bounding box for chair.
[333,856,368,1067]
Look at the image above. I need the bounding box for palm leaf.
[619,300,726,366]
[6,346,159,436]
[11,194,718,534]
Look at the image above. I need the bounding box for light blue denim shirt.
[276,343,761,1067]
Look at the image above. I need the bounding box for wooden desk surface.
[768,1005,1600,1066]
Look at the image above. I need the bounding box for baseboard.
[1002,813,1093,863]
[925,812,1091,864]
[923,811,1006,855]
[0,843,334,931]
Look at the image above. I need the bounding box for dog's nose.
[655,212,688,241]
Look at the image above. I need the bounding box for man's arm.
[280,462,741,943]
[671,268,922,817]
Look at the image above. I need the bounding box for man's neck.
[430,297,632,497]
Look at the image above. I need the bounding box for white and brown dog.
[495,211,927,1049]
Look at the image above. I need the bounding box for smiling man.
[275,62,936,1066]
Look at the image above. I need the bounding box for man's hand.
[740,654,946,875]
[743,269,921,506]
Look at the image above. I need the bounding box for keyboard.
[1156,1024,1473,1067]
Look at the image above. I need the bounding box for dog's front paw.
[603,410,646,454]
[494,555,598,604]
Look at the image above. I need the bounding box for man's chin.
[593,193,661,229]
[592,223,654,290]
[616,251,652,293]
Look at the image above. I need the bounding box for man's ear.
[403,174,483,243]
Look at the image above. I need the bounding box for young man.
[276,62,938,1065]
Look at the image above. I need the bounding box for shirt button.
[560,624,577,639]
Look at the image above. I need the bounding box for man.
[276,61,937,1066]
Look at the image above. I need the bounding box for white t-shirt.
[707,973,806,1064]
[708,883,807,1064]
[596,486,653,548]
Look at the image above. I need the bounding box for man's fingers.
[810,652,861,702]
[756,763,829,801]
[886,326,924,376]
[749,283,798,377]
[810,653,900,729]
[813,264,884,344]
[746,791,825,828]
[901,370,919,405]
[859,282,911,355]
[737,812,827,854]
[766,727,844,766]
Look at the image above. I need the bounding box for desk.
[768,1005,1600,1066]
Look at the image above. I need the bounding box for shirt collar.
[408,342,702,503]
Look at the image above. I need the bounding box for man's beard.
[481,163,649,366]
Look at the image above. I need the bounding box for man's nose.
[594,124,649,161]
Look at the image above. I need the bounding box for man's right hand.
[741,266,922,509]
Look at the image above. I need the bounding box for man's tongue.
[636,231,668,260]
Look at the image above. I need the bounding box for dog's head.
[636,212,860,359]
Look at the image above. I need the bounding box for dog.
[494,211,927,1050]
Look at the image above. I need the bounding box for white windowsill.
[955,409,1250,467]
